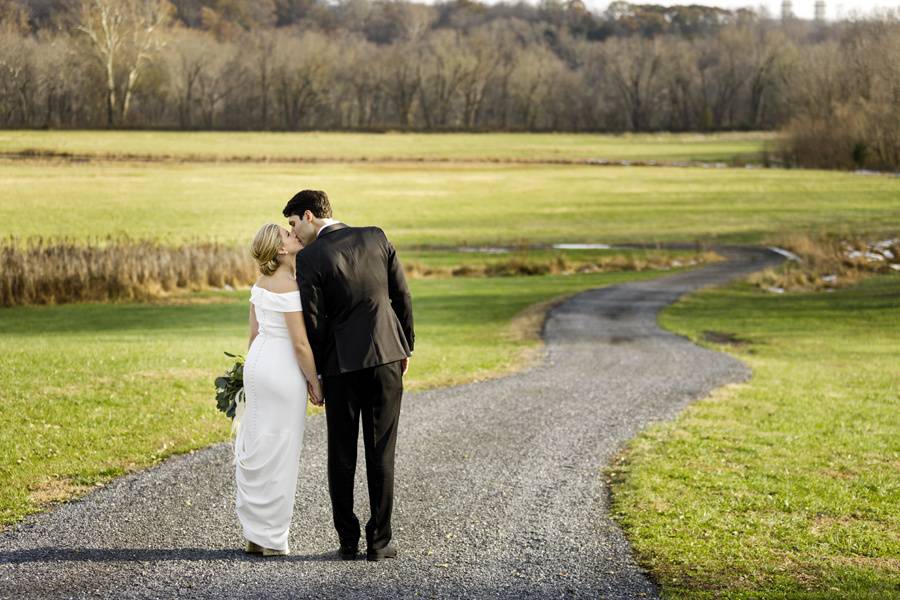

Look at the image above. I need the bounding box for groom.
[284,189,414,562]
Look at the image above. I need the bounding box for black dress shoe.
[339,545,359,560]
[366,544,397,562]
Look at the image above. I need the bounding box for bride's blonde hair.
[251,223,283,276]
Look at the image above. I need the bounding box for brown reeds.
[751,234,900,292]
[0,236,257,307]
[402,251,721,279]
[0,237,724,308]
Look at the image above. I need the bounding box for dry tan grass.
[0,236,257,307]
[752,234,899,292]
[28,477,93,507]
[0,238,722,307]
[403,250,721,280]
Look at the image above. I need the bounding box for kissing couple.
[232,189,415,561]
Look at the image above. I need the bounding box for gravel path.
[0,246,781,600]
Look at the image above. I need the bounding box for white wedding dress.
[234,285,307,552]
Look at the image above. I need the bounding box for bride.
[234,223,323,556]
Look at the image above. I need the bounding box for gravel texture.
[0,246,781,600]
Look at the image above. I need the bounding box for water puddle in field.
[456,246,511,254]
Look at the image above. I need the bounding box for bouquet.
[215,352,245,429]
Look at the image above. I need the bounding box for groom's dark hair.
[283,189,333,220]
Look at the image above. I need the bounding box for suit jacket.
[295,223,414,377]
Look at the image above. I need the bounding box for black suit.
[295,223,414,553]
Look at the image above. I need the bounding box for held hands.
[307,378,324,406]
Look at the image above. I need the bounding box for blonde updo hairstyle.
[251,223,284,276]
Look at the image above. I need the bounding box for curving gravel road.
[0,246,781,600]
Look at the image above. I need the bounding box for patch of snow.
[553,243,612,250]
[768,247,801,262]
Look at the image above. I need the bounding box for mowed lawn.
[1,130,898,596]
[0,130,771,163]
[0,269,668,527]
[612,275,900,598]
[2,160,899,245]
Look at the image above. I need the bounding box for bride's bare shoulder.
[255,275,298,294]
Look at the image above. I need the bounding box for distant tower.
[781,0,793,20]
[814,0,826,21]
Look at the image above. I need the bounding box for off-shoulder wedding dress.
[234,285,307,553]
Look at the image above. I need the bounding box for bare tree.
[417,30,467,128]
[247,30,275,129]
[599,36,666,131]
[35,32,104,127]
[195,42,241,128]
[657,36,701,130]
[271,30,335,130]
[337,36,386,128]
[457,26,502,128]
[746,28,790,128]
[383,41,420,128]
[165,29,204,128]
[0,31,37,126]
[75,0,173,127]
[858,19,900,168]
[694,27,756,129]
[509,45,564,130]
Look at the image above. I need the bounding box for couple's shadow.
[0,547,340,564]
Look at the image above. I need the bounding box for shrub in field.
[0,237,257,307]
[780,19,900,171]
[752,234,899,292]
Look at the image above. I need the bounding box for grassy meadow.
[0,130,772,163]
[611,275,900,597]
[0,269,670,526]
[2,160,899,246]
[0,131,898,596]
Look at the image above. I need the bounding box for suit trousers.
[323,360,403,551]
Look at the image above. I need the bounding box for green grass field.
[2,160,898,245]
[611,275,900,598]
[0,130,772,163]
[0,268,671,527]
[1,131,898,595]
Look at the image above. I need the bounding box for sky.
[581,1,899,20]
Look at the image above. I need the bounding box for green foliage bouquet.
[215,352,244,421]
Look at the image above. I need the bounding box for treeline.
[0,0,898,169]
[779,19,899,171]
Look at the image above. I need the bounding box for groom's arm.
[383,233,414,353]
[296,253,325,368]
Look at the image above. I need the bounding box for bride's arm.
[284,311,323,405]
[248,304,259,350]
